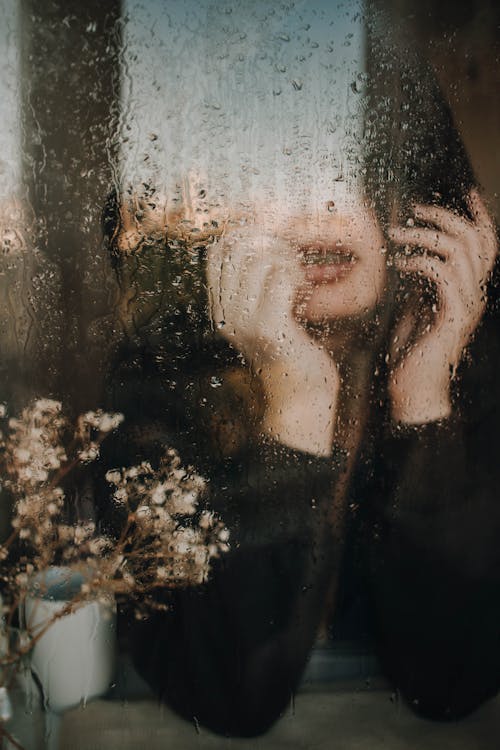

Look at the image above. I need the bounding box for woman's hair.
[364,3,476,228]
[102,187,265,463]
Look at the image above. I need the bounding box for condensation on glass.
[0,0,498,746]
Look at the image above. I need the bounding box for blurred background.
[391,0,500,221]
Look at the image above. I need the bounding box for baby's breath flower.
[15,573,28,587]
[74,523,95,545]
[217,528,230,543]
[98,413,124,433]
[88,537,111,556]
[80,411,102,430]
[14,448,30,464]
[0,398,229,630]
[113,487,128,504]
[105,470,121,485]
[208,543,219,558]
[151,482,167,506]
[156,566,169,580]
[199,511,215,529]
[168,490,198,515]
[78,444,100,463]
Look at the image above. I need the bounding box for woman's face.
[115,188,388,325]
[302,206,387,322]
[255,197,388,323]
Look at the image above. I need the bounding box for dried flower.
[0,398,229,698]
[103,447,228,593]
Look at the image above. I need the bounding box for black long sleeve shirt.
[125,299,500,736]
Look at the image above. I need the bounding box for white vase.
[24,567,116,714]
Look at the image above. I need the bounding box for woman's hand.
[388,190,497,424]
[206,224,339,456]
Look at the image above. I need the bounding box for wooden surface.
[59,686,500,750]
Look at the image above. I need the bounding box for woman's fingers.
[394,251,471,315]
[389,224,476,293]
[412,203,468,237]
[392,193,498,287]
[411,194,497,280]
[467,189,497,275]
[393,253,450,290]
[469,189,495,235]
[411,204,480,278]
[206,228,302,350]
[389,225,461,263]
[394,253,469,330]
[394,250,477,308]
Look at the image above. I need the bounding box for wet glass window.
[0,1,499,748]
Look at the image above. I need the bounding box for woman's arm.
[131,438,343,737]
[368,205,500,718]
[368,406,500,719]
[107,216,343,736]
[388,190,497,424]
[206,224,339,456]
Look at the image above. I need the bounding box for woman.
[102,4,499,738]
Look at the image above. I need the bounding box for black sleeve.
[368,350,500,719]
[131,441,344,737]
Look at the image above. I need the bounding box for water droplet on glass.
[326,201,335,213]
[210,376,223,389]
[291,79,303,91]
